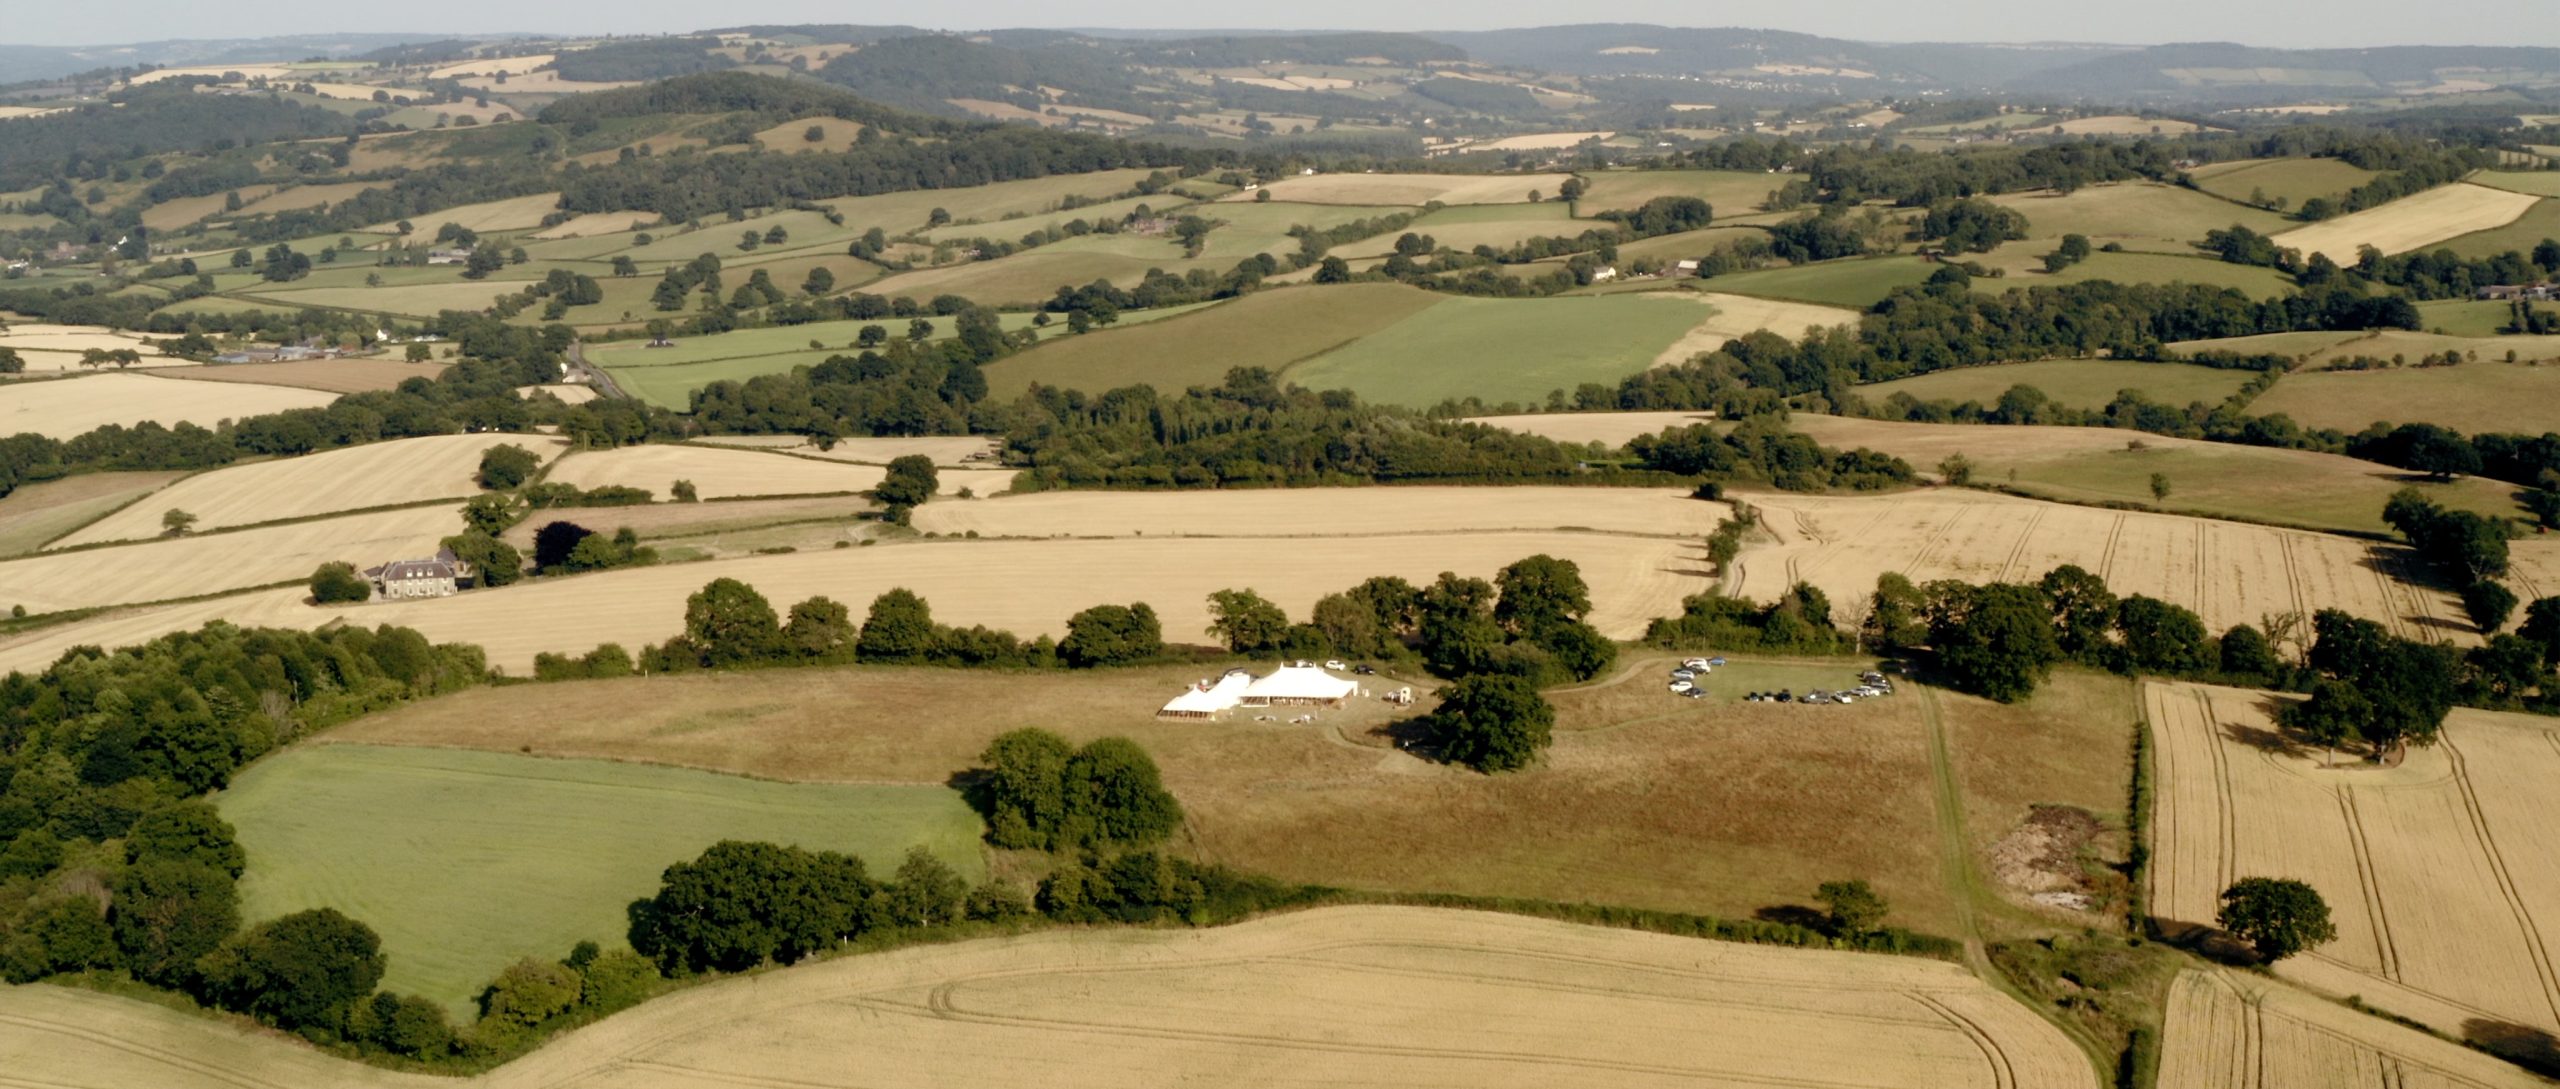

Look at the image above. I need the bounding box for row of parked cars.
[1742,670,1897,704]
[1666,657,1727,698]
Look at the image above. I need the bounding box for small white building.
[1239,663,1358,709]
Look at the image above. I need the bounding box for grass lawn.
[1289,293,1710,407]
[1987,183,2291,251]
[983,283,1443,398]
[325,657,2140,948]
[219,744,985,1016]
[1698,257,1933,308]
[1861,360,2254,411]
[2250,361,2560,434]
[595,303,1214,409]
[2431,197,2560,261]
[1787,415,2526,535]
[1572,169,1790,217]
[2186,158,2381,209]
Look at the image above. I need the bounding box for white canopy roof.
[1160,671,1251,715]
[1241,664,1357,702]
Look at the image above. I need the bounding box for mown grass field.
[2414,298,2550,336]
[1859,359,2254,411]
[2472,170,2560,198]
[1988,183,2292,251]
[2248,361,2560,433]
[220,743,985,1015]
[0,470,181,557]
[1972,250,2296,298]
[1328,201,1587,259]
[982,283,1442,397]
[1697,257,1932,308]
[2431,196,2560,260]
[2185,157,2382,208]
[1570,169,1789,216]
[1288,293,1712,407]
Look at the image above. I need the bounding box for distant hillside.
[2008,42,2560,101]
[0,33,459,84]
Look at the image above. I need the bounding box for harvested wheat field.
[912,486,1724,540]
[530,211,657,239]
[2148,681,2560,1039]
[337,531,1707,672]
[1230,172,1577,206]
[0,588,312,676]
[2159,970,2548,1089]
[0,470,183,556]
[2271,183,2542,262]
[0,373,337,439]
[55,435,559,546]
[362,193,563,235]
[1656,293,1864,364]
[0,907,2093,1089]
[691,434,1002,466]
[428,54,556,79]
[1727,489,2465,641]
[0,505,462,614]
[1467,410,1721,447]
[543,444,1003,499]
[171,358,448,394]
[516,383,598,404]
[0,322,157,354]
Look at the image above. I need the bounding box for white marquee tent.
[1156,671,1251,719]
[1240,663,1358,707]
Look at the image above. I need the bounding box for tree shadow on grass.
[1754,904,1831,933]
[2150,916,2261,967]
[1366,718,1446,763]
[2463,1019,2560,1077]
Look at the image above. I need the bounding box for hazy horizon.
[6,1,2558,50]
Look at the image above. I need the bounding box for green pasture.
[1997,250,2296,298]
[1860,359,2254,411]
[2432,198,2560,260]
[220,744,985,1016]
[822,169,1164,234]
[1988,183,2291,251]
[2473,171,2560,198]
[2415,298,2556,337]
[1330,201,1588,260]
[1289,293,1710,407]
[983,283,1440,398]
[2187,158,2382,208]
[1571,169,1789,217]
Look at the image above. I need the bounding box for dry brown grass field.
[541,445,1007,499]
[0,504,460,614]
[0,470,184,556]
[2248,361,2560,434]
[0,907,2093,1089]
[54,435,558,546]
[1227,172,1577,205]
[0,588,310,675]
[0,322,159,354]
[2159,970,2550,1089]
[691,434,1001,466]
[360,193,563,235]
[312,531,1704,673]
[0,373,337,439]
[1734,489,2465,641]
[2148,682,2560,1040]
[908,486,1724,540]
[428,55,555,78]
[1469,412,2524,535]
[1649,293,1863,365]
[2271,183,2542,261]
[167,358,450,394]
[516,383,598,404]
[499,496,869,551]
[1573,170,1789,216]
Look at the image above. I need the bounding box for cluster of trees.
[1916,198,2029,254]
[628,840,1000,974]
[0,623,484,1035]
[1646,581,1854,657]
[1628,418,1916,492]
[2382,486,2514,630]
[969,729,1184,851]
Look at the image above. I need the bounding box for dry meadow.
[55,435,558,545]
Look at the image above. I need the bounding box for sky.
[7,0,2557,49]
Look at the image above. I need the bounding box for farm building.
[1241,663,1359,708]
[1156,670,1252,719]
[366,549,470,599]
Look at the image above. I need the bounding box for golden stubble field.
[1226,172,1578,205]
[542,445,1010,500]
[2160,970,2549,1089]
[2271,183,2542,262]
[0,373,336,439]
[691,434,1002,466]
[0,907,2093,1089]
[2147,682,2560,1040]
[909,485,1725,540]
[1732,489,2465,643]
[54,435,560,546]
[0,505,462,614]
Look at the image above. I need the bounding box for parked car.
[1353,664,1376,675]
[1707,657,1727,666]
[1832,693,1857,704]
[1682,658,1711,670]
[1799,691,1829,703]
[1683,688,1709,699]
[1668,680,1694,693]
[1324,659,1348,671]
[1670,668,1696,680]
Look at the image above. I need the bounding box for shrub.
[310,561,371,604]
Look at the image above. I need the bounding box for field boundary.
[30,496,468,555]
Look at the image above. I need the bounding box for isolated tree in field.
[1815,878,1889,938]
[1059,602,1162,667]
[1936,452,1974,486]
[857,588,937,662]
[2217,877,2337,963]
[478,443,540,489]
[1430,674,1555,773]
[198,908,384,1029]
[1207,588,1290,654]
[161,508,196,536]
[803,266,834,296]
[873,454,937,510]
[2149,472,2172,502]
[682,578,783,666]
[670,479,698,503]
[309,562,370,604]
